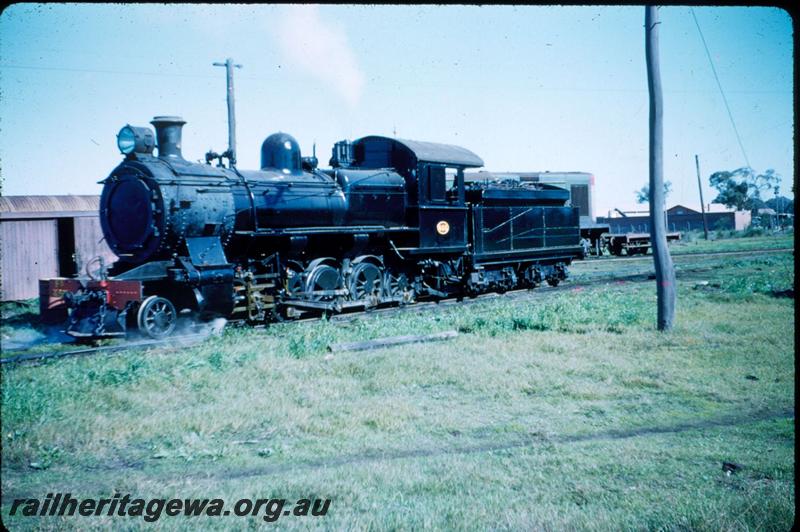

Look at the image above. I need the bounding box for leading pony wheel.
[137,296,177,339]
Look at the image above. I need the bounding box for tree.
[635,180,672,204]
[766,196,793,214]
[708,167,781,211]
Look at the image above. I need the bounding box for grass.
[571,242,795,285]
[0,300,110,355]
[653,230,793,256]
[0,248,794,530]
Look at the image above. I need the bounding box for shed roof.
[667,204,700,215]
[356,136,484,168]
[0,195,100,219]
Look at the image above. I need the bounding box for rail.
[2,246,792,366]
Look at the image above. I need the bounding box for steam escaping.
[174,316,228,341]
[2,326,72,351]
[275,5,366,107]
[207,317,228,336]
[0,311,228,362]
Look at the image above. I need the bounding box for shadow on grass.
[770,288,794,299]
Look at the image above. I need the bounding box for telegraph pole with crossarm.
[213,58,242,166]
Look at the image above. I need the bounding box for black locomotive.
[45,116,582,338]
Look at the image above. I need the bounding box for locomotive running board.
[282,296,407,313]
[282,299,366,312]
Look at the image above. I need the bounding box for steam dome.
[260,132,302,175]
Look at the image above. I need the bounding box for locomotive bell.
[260,132,302,175]
[151,116,186,160]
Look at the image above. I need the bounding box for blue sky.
[0,4,793,216]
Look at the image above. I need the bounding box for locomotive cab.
[346,136,484,251]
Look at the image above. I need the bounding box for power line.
[690,7,751,169]
[0,63,218,79]
[0,63,791,94]
[0,63,283,83]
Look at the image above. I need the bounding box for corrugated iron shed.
[0,195,101,219]
[1,195,115,301]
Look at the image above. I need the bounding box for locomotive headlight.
[117,125,155,155]
[117,126,136,154]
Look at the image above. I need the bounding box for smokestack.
[150,116,186,159]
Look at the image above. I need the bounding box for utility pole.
[695,154,710,239]
[646,6,676,331]
[213,58,242,166]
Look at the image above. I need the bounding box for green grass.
[659,231,793,256]
[1,251,794,530]
[571,244,795,285]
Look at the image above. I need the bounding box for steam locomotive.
[42,116,582,339]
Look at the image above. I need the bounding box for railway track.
[2,246,792,366]
[587,246,793,262]
[0,333,212,365]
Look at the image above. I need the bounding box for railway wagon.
[605,232,682,256]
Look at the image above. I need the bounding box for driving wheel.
[348,262,383,301]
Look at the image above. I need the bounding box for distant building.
[0,195,115,301]
[596,204,751,233]
[463,171,755,234]
[754,207,794,229]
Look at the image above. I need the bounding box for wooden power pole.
[695,154,710,239]
[645,6,676,330]
[213,58,242,166]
